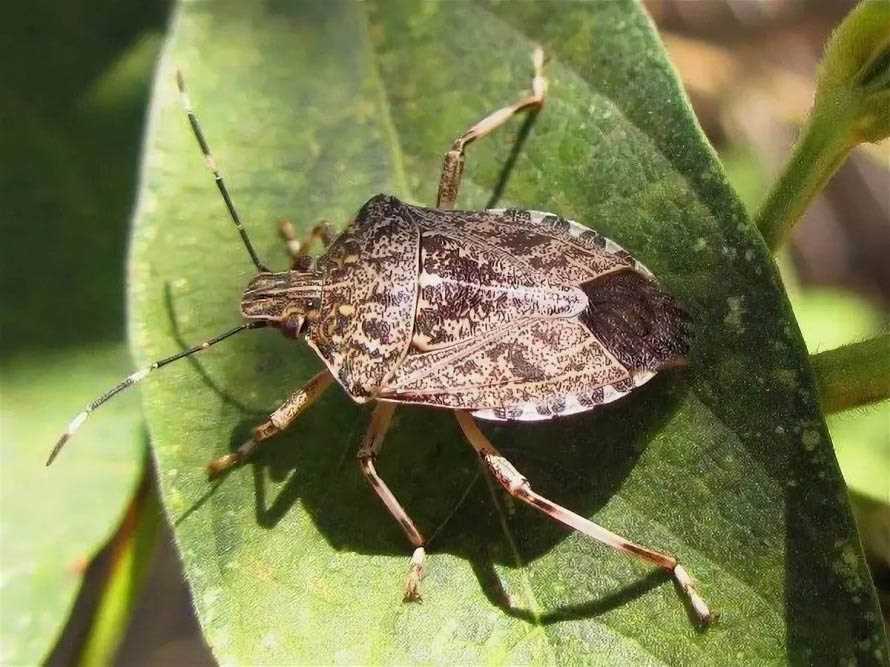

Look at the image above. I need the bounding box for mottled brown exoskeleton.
[50,49,711,624]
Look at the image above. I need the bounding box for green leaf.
[0,347,143,665]
[791,287,890,505]
[0,8,162,662]
[130,1,887,662]
[755,0,890,251]
[789,286,890,630]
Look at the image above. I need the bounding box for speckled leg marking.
[357,402,427,602]
[278,219,335,270]
[454,410,712,625]
[206,370,334,478]
[436,47,547,209]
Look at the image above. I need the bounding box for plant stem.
[755,99,856,252]
[811,333,890,414]
[78,463,161,667]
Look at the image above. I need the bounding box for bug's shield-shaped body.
[306,194,690,421]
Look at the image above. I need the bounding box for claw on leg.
[206,454,238,479]
[403,546,426,602]
[358,403,431,603]
[206,438,258,479]
[673,564,712,625]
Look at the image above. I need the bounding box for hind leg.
[454,410,712,625]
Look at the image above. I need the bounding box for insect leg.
[454,410,713,625]
[436,47,547,209]
[206,369,334,478]
[357,402,427,602]
[278,220,335,270]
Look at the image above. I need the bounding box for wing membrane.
[381,317,632,418]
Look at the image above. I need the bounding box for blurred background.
[1,0,886,663]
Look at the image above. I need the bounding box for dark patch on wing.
[578,269,691,371]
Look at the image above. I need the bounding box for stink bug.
[49,48,711,625]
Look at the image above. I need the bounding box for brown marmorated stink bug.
[49,48,711,625]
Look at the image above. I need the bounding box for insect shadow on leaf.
[484,110,541,210]
[163,282,267,417]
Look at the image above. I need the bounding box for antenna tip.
[46,434,69,467]
[48,410,88,466]
[175,68,185,92]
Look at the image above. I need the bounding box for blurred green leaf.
[717,144,769,213]
[791,287,890,505]
[0,4,164,661]
[830,408,890,506]
[794,289,884,351]
[130,1,887,663]
[756,0,890,251]
[79,469,161,667]
[0,347,143,665]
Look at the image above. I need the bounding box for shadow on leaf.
[194,370,691,625]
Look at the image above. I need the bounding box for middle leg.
[357,402,427,601]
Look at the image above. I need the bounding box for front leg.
[436,47,547,209]
[206,369,334,478]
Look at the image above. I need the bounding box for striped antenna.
[46,322,264,466]
[176,70,270,273]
